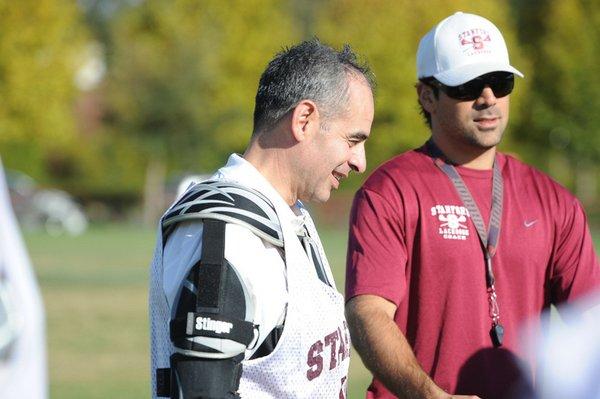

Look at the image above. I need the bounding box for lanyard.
[426,140,505,347]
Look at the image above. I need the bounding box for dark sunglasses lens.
[455,80,485,100]
[443,72,514,100]
[489,73,514,97]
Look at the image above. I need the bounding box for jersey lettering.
[431,204,471,241]
[430,204,470,217]
[339,376,347,399]
[306,322,351,380]
[306,340,324,380]
[324,331,339,370]
[337,327,347,364]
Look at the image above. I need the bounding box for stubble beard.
[463,128,504,150]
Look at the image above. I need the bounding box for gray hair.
[252,38,374,135]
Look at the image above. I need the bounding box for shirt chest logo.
[430,204,471,241]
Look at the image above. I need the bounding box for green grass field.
[25,224,373,399]
[24,223,600,398]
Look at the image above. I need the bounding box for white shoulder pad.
[162,181,284,248]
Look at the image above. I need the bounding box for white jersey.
[239,205,350,398]
[149,154,350,398]
[0,159,47,399]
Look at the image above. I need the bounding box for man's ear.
[290,100,319,142]
[417,83,437,114]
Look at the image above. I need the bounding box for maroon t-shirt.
[346,146,600,399]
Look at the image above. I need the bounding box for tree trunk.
[142,159,166,227]
[575,161,597,209]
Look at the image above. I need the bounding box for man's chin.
[469,132,504,149]
[313,190,332,204]
[298,190,331,205]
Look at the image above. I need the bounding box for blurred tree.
[106,0,301,171]
[512,0,600,204]
[104,0,300,222]
[314,0,530,182]
[78,0,140,52]
[0,0,88,180]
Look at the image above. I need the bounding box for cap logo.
[458,28,491,54]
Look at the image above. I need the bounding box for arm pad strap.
[170,312,256,350]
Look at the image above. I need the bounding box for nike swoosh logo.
[524,220,538,228]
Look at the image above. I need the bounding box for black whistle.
[490,324,504,347]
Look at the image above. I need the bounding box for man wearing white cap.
[345,12,600,399]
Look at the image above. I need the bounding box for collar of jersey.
[214,153,301,225]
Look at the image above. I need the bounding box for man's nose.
[349,144,367,174]
[476,86,497,108]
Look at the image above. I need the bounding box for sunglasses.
[424,72,515,101]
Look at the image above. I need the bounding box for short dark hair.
[417,77,439,129]
[252,39,375,135]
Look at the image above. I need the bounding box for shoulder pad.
[163,181,284,247]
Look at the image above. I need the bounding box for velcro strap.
[155,368,171,397]
[196,219,226,311]
[170,312,256,346]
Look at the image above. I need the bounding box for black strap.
[170,312,256,346]
[156,368,171,397]
[195,219,226,313]
[426,139,505,346]
[250,325,283,360]
[297,224,332,287]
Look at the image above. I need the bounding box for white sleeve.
[162,220,287,359]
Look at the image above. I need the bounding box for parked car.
[6,170,88,236]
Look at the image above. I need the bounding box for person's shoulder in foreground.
[150,38,375,398]
[345,10,599,399]
[0,159,47,398]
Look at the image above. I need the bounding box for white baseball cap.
[417,12,523,86]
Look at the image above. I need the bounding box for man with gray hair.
[150,39,375,398]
